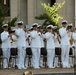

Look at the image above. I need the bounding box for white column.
[10,0,19,20]
[27,0,35,25]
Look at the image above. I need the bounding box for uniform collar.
[33,30,37,31]
[4,31,8,32]
[62,27,66,29]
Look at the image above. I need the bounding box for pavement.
[0,68,74,75]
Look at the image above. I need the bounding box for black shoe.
[15,65,18,69]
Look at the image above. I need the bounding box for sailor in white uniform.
[1,24,11,68]
[25,33,32,68]
[72,27,76,66]
[11,29,18,67]
[66,24,74,67]
[37,25,45,67]
[15,21,27,69]
[11,29,17,48]
[25,27,33,68]
[30,23,41,69]
[59,20,71,68]
[45,25,55,68]
[53,26,60,68]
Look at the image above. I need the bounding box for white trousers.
[17,47,26,68]
[69,47,75,67]
[70,47,76,66]
[24,56,28,68]
[75,47,76,65]
[24,56,32,68]
[61,45,70,67]
[31,48,40,68]
[12,58,18,67]
[54,57,58,67]
[47,49,55,68]
[39,56,44,67]
[2,48,10,68]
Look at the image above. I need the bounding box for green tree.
[35,1,65,30]
[0,5,8,32]
[0,5,17,33]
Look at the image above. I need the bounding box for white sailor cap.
[17,21,24,25]
[32,23,38,27]
[2,24,8,28]
[29,27,33,30]
[53,26,57,29]
[61,20,67,24]
[37,25,41,27]
[12,28,16,31]
[67,23,73,27]
[46,25,54,29]
[28,27,33,31]
[37,25,42,29]
[68,23,72,27]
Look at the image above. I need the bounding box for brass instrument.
[69,32,74,45]
[69,35,74,45]
[66,23,74,45]
[69,27,76,45]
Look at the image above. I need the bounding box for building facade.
[0,0,75,26]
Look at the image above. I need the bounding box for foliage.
[0,6,8,25]
[0,5,8,33]
[35,1,65,30]
[0,5,18,33]
[7,17,18,33]
[8,17,18,27]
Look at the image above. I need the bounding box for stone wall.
[57,0,75,25]
[10,0,75,26]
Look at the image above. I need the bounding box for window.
[0,0,10,16]
[50,0,56,6]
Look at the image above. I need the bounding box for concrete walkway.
[0,68,74,75]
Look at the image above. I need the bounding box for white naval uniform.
[73,33,76,47]
[1,31,11,68]
[11,34,18,67]
[68,32,74,67]
[54,33,60,67]
[38,32,45,67]
[11,35,17,48]
[30,30,41,69]
[45,32,55,68]
[15,28,27,69]
[59,27,70,68]
[26,34,32,47]
[25,33,32,68]
[72,32,76,65]
[54,33,60,47]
